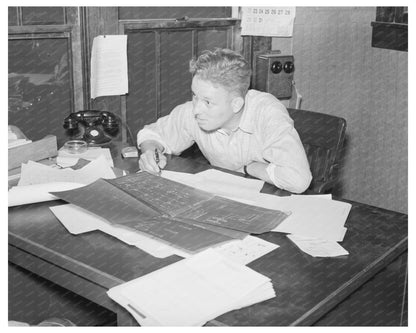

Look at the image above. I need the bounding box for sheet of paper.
[57,147,114,167]
[49,204,101,234]
[8,182,85,207]
[90,35,128,99]
[50,178,234,253]
[241,7,296,37]
[161,169,264,200]
[196,169,264,191]
[272,196,351,241]
[287,234,349,257]
[8,138,32,148]
[213,235,279,265]
[291,194,332,200]
[51,172,289,252]
[49,204,182,258]
[18,155,116,186]
[221,192,350,242]
[109,173,287,235]
[107,249,275,326]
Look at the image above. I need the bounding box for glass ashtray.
[63,140,88,154]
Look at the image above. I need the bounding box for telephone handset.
[63,110,120,146]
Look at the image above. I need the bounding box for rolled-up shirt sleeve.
[262,118,312,194]
[136,102,195,155]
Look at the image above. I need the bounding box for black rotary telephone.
[63,110,120,146]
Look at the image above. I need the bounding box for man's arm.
[247,102,312,193]
[136,102,195,174]
[261,126,312,193]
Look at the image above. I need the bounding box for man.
[137,48,312,193]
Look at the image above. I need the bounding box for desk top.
[8,153,408,326]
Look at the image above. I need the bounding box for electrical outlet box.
[254,54,295,99]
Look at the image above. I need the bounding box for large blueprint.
[51,172,289,252]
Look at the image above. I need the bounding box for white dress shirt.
[137,90,312,193]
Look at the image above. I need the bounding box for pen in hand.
[154,148,161,173]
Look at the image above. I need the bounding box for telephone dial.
[63,110,120,146]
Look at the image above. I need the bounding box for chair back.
[287,108,347,194]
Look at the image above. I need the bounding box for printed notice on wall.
[241,7,296,37]
[90,35,128,99]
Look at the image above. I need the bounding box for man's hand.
[138,141,167,175]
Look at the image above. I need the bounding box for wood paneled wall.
[281,7,407,213]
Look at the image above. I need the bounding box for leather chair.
[287,108,347,194]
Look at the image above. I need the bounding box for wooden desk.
[8,153,408,326]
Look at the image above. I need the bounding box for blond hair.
[189,48,251,97]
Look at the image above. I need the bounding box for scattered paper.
[291,193,332,200]
[219,192,350,242]
[8,182,85,207]
[49,203,192,258]
[197,169,264,192]
[107,249,275,326]
[161,170,348,243]
[272,196,350,242]
[90,35,128,99]
[50,203,281,262]
[57,147,114,167]
[161,169,264,200]
[287,234,349,257]
[18,155,116,186]
[8,138,32,149]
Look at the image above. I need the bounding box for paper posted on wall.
[90,35,128,99]
[241,7,296,37]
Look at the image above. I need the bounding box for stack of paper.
[107,249,275,326]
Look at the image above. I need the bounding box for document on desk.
[161,169,264,199]
[51,172,289,252]
[57,147,114,168]
[49,204,188,258]
[8,182,85,207]
[220,192,351,242]
[110,172,284,234]
[18,155,116,186]
[272,196,350,241]
[50,204,279,261]
[213,235,279,265]
[107,249,275,326]
[287,234,349,257]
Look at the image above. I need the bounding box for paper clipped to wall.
[241,7,296,37]
[90,35,128,99]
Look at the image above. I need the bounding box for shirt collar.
[236,91,255,134]
[216,91,255,136]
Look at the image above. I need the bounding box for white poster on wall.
[90,35,128,99]
[241,7,296,37]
